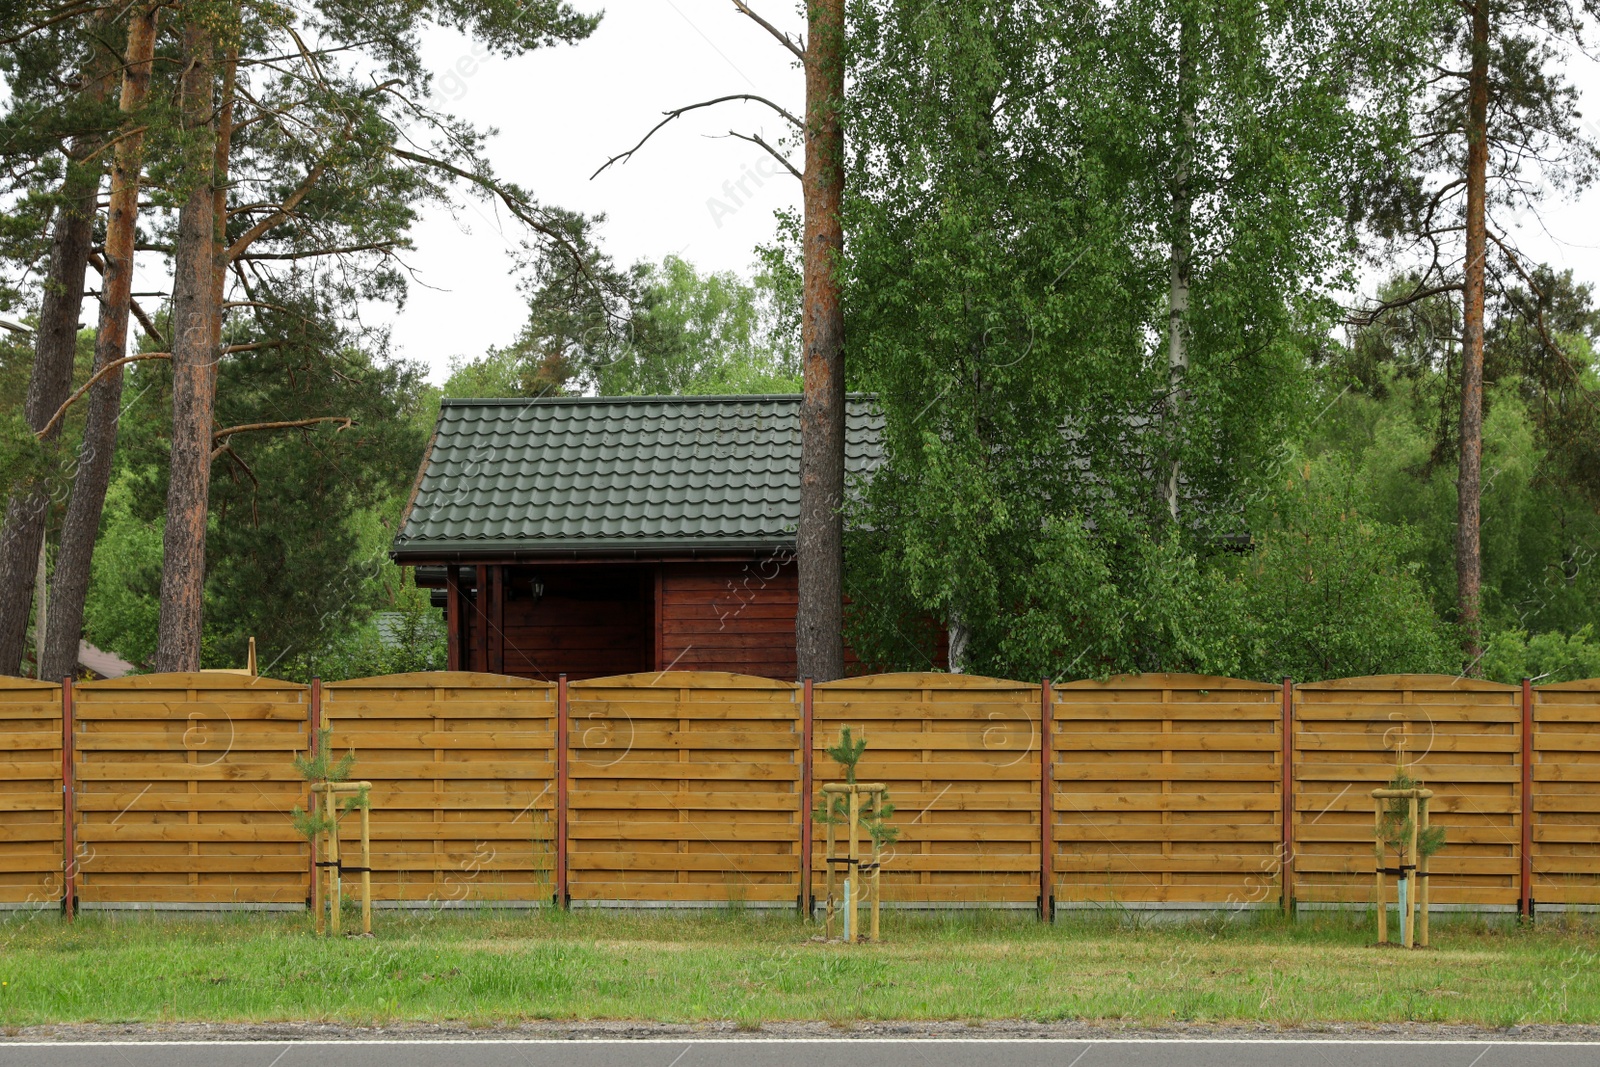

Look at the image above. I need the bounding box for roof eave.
[391,537,797,564]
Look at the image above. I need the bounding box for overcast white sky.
[19,2,1595,384]
[389,0,808,383]
[389,1,1600,384]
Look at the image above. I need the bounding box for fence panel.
[324,672,556,905]
[1531,680,1600,909]
[814,674,1041,906]
[0,679,62,908]
[71,674,310,906]
[1293,675,1521,908]
[567,672,801,905]
[1052,675,1282,909]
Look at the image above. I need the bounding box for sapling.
[1373,765,1444,946]
[1374,767,1446,860]
[814,726,898,843]
[290,727,367,838]
[291,727,371,934]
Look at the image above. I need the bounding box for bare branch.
[1345,282,1464,328]
[591,95,805,180]
[723,130,801,180]
[86,251,169,347]
[76,124,149,166]
[210,416,354,458]
[224,160,328,261]
[238,241,399,262]
[220,340,286,355]
[1487,229,1566,360]
[389,146,598,287]
[730,1,806,63]
[36,351,171,440]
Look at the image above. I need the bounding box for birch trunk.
[947,609,970,674]
[1163,16,1196,526]
[42,4,162,681]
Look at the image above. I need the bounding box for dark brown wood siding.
[476,565,653,681]
[660,560,798,680]
[445,558,937,681]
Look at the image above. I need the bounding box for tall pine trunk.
[154,16,218,673]
[42,5,162,681]
[1163,14,1196,526]
[0,24,112,676]
[796,0,847,683]
[1457,0,1490,670]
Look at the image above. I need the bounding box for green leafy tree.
[85,283,430,674]
[450,249,801,399]
[1322,273,1600,657]
[1483,627,1600,685]
[842,0,1412,679]
[1227,460,1457,681]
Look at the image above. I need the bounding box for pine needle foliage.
[290,727,367,841]
[813,726,900,847]
[1373,767,1447,860]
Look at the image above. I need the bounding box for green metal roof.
[392,395,884,559]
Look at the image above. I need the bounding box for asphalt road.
[1,1040,1596,1067]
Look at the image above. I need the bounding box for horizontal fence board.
[0,671,1592,914]
[815,677,1039,906]
[570,675,799,905]
[0,682,62,906]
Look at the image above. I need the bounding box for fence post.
[61,676,75,922]
[1281,677,1293,917]
[556,673,569,908]
[309,678,321,909]
[1040,678,1054,922]
[1521,676,1534,918]
[800,677,814,917]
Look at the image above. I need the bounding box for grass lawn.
[1,907,1598,1028]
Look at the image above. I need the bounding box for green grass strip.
[1,908,1598,1027]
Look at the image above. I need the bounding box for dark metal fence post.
[1282,677,1294,917]
[62,676,75,922]
[1040,678,1054,922]
[556,673,569,908]
[800,677,814,917]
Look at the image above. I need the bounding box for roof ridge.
[439,393,879,408]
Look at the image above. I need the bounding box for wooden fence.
[0,678,61,908]
[1531,680,1600,910]
[1292,676,1522,909]
[1053,675,1284,909]
[813,674,1041,906]
[323,673,555,905]
[567,672,800,906]
[71,674,310,907]
[7,670,1600,915]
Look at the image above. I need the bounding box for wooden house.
[392,395,885,680]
